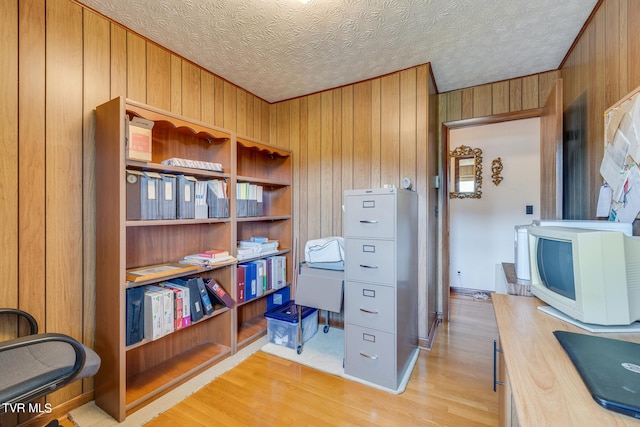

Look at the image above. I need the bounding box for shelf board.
[236,175,290,187]
[125,341,231,410]
[126,160,230,180]
[237,316,267,348]
[236,215,291,223]
[126,217,231,227]
[124,265,213,288]
[125,307,230,351]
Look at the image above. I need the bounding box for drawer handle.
[359,308,379,314]
[494,340,504,392]
[359,264,378,269]
[359,352,379,360]
[359,220,378,224]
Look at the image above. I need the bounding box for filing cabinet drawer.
[344,325,396,389]
[344,281,395,333]
[345,239,395,284]
[344,194,395,239]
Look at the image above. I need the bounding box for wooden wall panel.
[271,64,438,340]
[439,70,559,123]
[297,98,309,257]
[306,94,322,240]
[170,54,182,114]
[236,88,247,136]
[560,0,640,220]
[353,81,372,189]
[492,81,509,114]
[2,0,19,327]
[331,89,343,236]
[0,0,273,415]
[540,79,563,220]
[201,71,216,125]
[223,81,237,131]
[400,69,417,187]
[146,43,171,111]
[126,33,147,103]
[82,8,111,394]
[380,74,400,186]
[17,0,45,332]
[181,61,202,120]
[320,92,334,236]
[472,84,492,117]
[628,0,640,87]
[110,24,127,99]
[341,86,354,195]
[371,78,382,189]
[288,99,301,254]
[45,0,84,404]
[509,79,522,111]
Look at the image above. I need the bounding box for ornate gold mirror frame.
[449,145,483,199]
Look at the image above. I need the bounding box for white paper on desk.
[631,93,640,137]
[606,107,626,145]
[596,184,612,218]
[600,130,630,201]
[611,167,640,223]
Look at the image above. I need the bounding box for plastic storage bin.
[265,301,318,350]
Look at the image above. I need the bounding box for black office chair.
[0,308,101,413]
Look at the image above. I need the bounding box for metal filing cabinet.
[343,188,419,390]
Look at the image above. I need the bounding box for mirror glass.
[449,145,483,199]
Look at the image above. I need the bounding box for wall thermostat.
[401,177,412,190]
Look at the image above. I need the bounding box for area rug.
[260,327,419,394]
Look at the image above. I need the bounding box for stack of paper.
[237,239,279,260]
[161,158,223,172]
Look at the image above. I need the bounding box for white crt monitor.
[528,226,640,326]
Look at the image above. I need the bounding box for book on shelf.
[126,116,154,162]
[126,287,145,346]
[204,278,236,308]
[249,259,267,297]
[159,283,184,331]
[236,239,279,260]
[238,262,257,300]
[161,157,223,172]
[181,254,234,267]
[198,249,230,259]
[170,277,204,322]
[236,265,246,303]
[145,285,174,336]
[143,289,163,341]
[126,263,200,283]
[195,277,214,315]
[176,175,197,219]
[163,282,192,328]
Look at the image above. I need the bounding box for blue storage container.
[264,301,318,349]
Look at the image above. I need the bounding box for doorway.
[441,110,540,320]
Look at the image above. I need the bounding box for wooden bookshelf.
[94,97,293,422]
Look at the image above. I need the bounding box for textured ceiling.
[79,0,597,103]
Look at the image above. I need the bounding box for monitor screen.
[528,226,640,326]
[537,237,575,300]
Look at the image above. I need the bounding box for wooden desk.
[493,293,640,426]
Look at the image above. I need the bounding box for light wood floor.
[143,293,499,426]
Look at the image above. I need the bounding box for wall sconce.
[491,157,503,186]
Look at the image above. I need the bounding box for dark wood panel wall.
[270,66,439,343]
[0,0,270,414]
[438,70,560,123]
[0,0,635,418]
[560,0,640,221]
